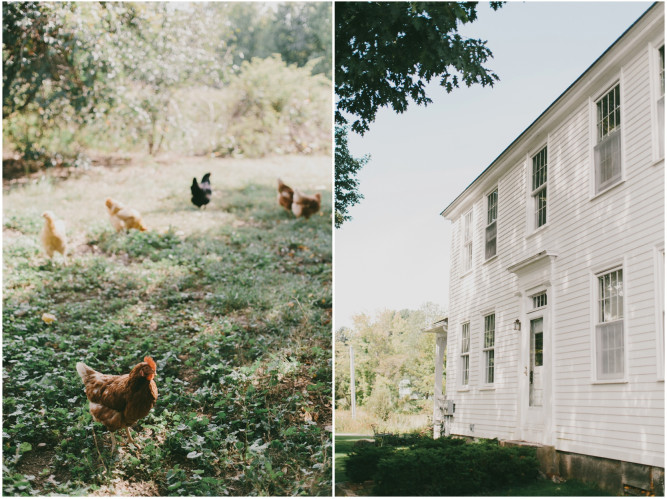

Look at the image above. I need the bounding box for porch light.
[514,319,521,331]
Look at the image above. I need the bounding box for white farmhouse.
[432,3,664,494]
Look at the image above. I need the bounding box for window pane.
[485,222,497,259]
[486,350,494,384]
[594,128,621,193]
[597,84,621,141]
[596,321,624,379]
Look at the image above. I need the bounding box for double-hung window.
[460,322,470,386]
[483,314,495,384]
[531,147,548,229]
[595,268,625,380]
[462,211,473,272]
[594,84,622,193]
[485,189,497,259]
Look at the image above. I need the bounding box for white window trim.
[525,142,550,236]
[648,40,665,164]
[589,260,628,384]
[588,75,626,200]
[654,246,665,382]
[481,312,495,386]
[485,187,498,261]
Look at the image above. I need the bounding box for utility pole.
[349,343,356,419]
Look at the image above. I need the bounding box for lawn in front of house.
[335,435,371,483]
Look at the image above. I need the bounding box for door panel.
[529,318,544,407]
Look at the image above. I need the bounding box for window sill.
[590,179,625,201]
[526,223,549,240]
[591,378,628,385]
[483,255,498,265]
[652,156,664,166]
[479,386,495,391]
[457,387,471,392]
[460,269,473,279]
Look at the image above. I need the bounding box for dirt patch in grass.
[91,479,159,496]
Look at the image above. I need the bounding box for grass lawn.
[334,435,371,483]
[334,435,611,496]
[3,153,332,496]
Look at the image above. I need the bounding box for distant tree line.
[2,2,331,164]
[335,303,446,421]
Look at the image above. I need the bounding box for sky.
[334,1,654,330]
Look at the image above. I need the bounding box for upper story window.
[658,46,665,159]
[594,84,622,193]
[462,210,473,272]
[483,314,495,384]
[531,147,548,229]
[485,189,497,260]
[595,267,625,380]
[460,322,470,386]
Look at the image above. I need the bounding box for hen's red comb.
[144,356,156,370]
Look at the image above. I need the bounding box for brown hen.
[277,178,294,212]
[291,190,321,219]
[76,357,158,452]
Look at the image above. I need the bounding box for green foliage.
[3,2,331,164]
[335,126,368,228]
[335,1,503,135]
[3,159,332,495]
[345,445,395,484]
[220,56,331,158]
[345,437,540,495]
[335,305,442,418]
[333,2,503,226]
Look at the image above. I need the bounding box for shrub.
[372,438,539,496]
[345,446,395,484]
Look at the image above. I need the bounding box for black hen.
[191,173,212,209]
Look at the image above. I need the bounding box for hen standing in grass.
[76,357,158,453]
[277,178,294,212]
[191,173,212,209]
[40,211,67,259]
[292,190,321,219]
[105,198,147,232]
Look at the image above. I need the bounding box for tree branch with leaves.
[334,1,503,226]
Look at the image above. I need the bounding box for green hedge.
[346,437,539,496]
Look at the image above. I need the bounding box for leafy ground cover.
[3,154,332,496]
[334,434,611,497]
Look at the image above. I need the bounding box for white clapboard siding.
[441,4,664,468]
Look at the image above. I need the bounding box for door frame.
[518,284,553,445]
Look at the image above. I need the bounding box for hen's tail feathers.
[201,173,211,183]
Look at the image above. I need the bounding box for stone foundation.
[499,439,664,496]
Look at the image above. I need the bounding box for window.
[532,292,547,309]
[594,84,622,193]
[531,147,547,228]
[483,314,495,384]
[595,268,624,380]
[460,322,470,386]
[485,189,497,259]
[462,210,473,272]
[658,46,665,159]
